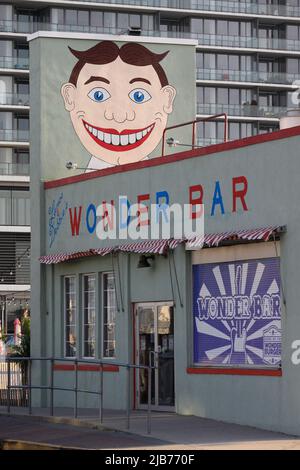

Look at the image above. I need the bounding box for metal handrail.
[1,356,154,435]
[162,113,228,157]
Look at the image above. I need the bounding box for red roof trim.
[187,367,282,377]
[53,364,119,373]
[44,125,300,190]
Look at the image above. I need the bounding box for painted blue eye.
[129,89,151,104]
[88,88,111,103]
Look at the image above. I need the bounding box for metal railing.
[0,56,29,71]
[197,103,285,118]
[0,93,29,107]
[0,357,154,434]
[2,19,300,53]
[162,113,228,156]
[197,69,299,86]
[24,0,300,17]
[0,162,29,176]
[0,130,29,142]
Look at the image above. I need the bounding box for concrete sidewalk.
[1,407,300,450]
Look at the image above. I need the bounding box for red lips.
[83,120,155,152]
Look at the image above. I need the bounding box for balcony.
[0,130,29,143]
[197,103,285,119]
[1,19,300,53]
[0,56,29,71]
[0,162,29,176]
[197,69,299,87]
[0,93,29,107]
[195,34,300,52]
[39,0,300,18]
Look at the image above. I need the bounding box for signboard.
[193,258,281,368]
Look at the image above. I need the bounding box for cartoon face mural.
[61,41,177,169]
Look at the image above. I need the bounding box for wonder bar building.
[30,32,300,435]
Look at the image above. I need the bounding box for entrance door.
[135,303,175,410]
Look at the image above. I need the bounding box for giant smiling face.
[61,43,176,167]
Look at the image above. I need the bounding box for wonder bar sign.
[193,258,282,368]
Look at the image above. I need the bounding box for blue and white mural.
[193,258,281,367]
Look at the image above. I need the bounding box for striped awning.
[40,227,286,265]
[118,239,169,255]
[186,226,285,250]
[39,239,182,265]
[39,247,114,265]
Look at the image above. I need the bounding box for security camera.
[65,161,78,170]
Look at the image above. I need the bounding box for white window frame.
[63,275,77,358]
[82,273,96,359]
[102,272,117,360]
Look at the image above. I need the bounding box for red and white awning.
[186,226,285,250]
[118,239,169,256]
[40,227,285,265]
[39,247,114,265]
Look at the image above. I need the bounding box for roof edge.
[44,124,300,190]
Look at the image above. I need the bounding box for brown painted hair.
[68,41,169,87]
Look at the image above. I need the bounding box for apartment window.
[14,44,29,59]
[13,150,29,175]
[104,12,116,28]
[78,10,89,27]
[65,9,77,25]
[15,80,29,96]
[64,276,77,358]
[83,274,96,358]
[14,115,29,131]
[102,273,116,359]
[0,187,30,226]
[91,11,103,28]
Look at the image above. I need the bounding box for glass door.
[135,303,175,411]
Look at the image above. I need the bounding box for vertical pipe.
[192,121,196,149]
[99,364,103,423]
[162,129,166,157]
[28,359,32,415]
[147,366,151,435]
[7,358,10,414]
[74,359,78,419]
[126,365,130,430]
[50,358,54,417]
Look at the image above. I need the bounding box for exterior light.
[137,255,155,269]
[66,161,78,170]
[166,137,180,147]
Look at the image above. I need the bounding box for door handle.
[149,351,156,369]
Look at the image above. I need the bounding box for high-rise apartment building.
[0,0,299,336]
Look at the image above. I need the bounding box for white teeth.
[104,133,111,144]
[121,134,129,146]
[129,133,136,145]
[86,124,153,146]
[112,134,120,146]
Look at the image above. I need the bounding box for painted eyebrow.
[84,76,110,85]
[129,78,152,85]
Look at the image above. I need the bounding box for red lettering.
[137,194,150,227]
[189,185,204,220]
[233,176,248,212]
[102,200,115,231]
[69,206,82,236]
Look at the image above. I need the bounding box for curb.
[0,439,96,451]
[0,410,115,433]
